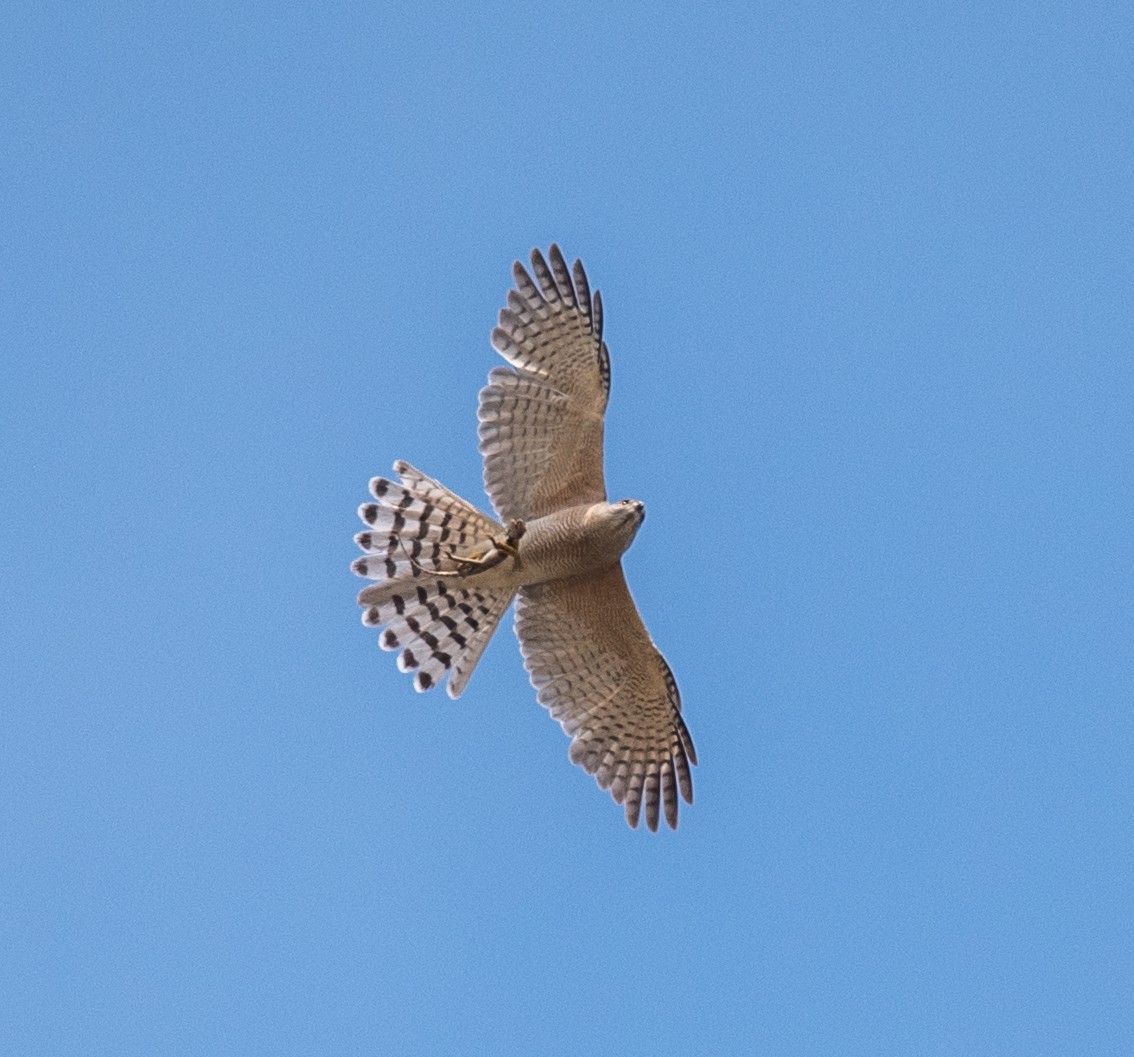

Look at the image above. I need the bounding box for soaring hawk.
[353,246,696,830]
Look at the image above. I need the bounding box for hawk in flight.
[353,246,696,830]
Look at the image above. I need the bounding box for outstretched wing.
[478,245,611,522]
[515,566,697,831]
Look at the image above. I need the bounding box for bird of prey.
[352,245,696,830]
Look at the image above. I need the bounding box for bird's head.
[584,498,646,555]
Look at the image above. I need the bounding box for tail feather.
[353,462,514,698]
[352,552,441,582]
[368,579,513,697]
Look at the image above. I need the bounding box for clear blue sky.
[3,2,1132,1054]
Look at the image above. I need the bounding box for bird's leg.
[402,521,526,579]
[477,519,525,568]
[401,541,466,578]
[440,519,526,576]
[498,519,525,569]
[445,520,526,575]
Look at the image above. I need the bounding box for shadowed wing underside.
[478,245,611,522]
[516,564,697,831]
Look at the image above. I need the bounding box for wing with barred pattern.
[478,244,611,522]
[515,564,696,831]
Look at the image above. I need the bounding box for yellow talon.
[401,519,526,579]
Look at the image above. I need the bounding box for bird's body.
[353,246,696,830]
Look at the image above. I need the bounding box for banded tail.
[352,461,515,698]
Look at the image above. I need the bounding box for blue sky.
[3,2,1132,1054]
